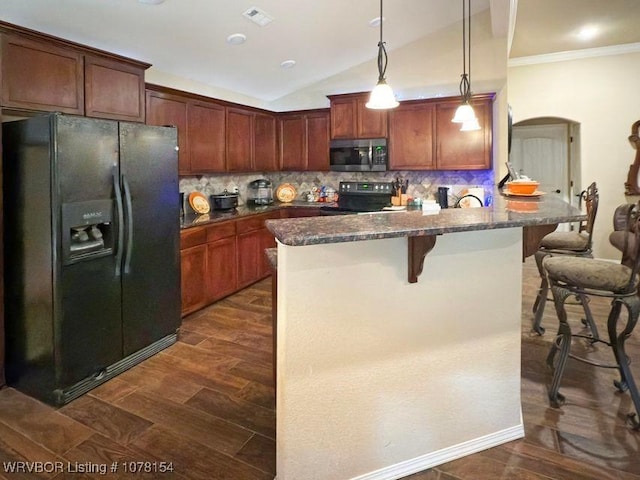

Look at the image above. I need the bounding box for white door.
[510,123,570,203]
[510,123,574,231]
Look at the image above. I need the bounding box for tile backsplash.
[179,169,496,206]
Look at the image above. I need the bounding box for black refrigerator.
[3,113,181,405]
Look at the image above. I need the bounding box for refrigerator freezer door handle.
[113,168,124,277]
[123,175,134,275]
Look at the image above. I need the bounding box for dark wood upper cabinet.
[1,34,84,114]
[329,97,357,139]
[188,101,226,173]
[279,115,307,171]
[254,113,278,172]
[388,102,436,170]
[84,55,145,122]
[328,93,388,140]
[1,28,148,121]
[145,91,190,174]
[435,97,493,170]
[226,107,254,172]
[306,112,330,171]
[356,96,388,139]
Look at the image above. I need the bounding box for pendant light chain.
[459,0,471,102]
[467,0,471,99]
[366,0,398,109]
[452,0,478,127]
[377,0,387,82]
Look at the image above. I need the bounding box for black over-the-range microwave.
[329,138,388,172]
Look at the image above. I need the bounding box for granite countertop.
[180,201,329,229]
[265,191,586,247]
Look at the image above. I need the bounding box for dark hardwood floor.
[0,257,639,479]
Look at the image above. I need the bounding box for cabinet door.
[330,98,356,139]
[435,99,492,170]
[306,112,330,171]
[180,245,207,317]
[254,113,278,171]
[188,101,226,173]
[357,96,388,138]
[389,102,435,170]
[146,92,190,174]
[206,237,238,302]
[1,34,83,114]
[237,230,262,289]
[84,56,145,122]
[227,108,254,172]
[280,115,307,171]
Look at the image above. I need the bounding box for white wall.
[277,230,524,479]
[508,51,640,260]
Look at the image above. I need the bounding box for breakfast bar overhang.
[266,194,585,480]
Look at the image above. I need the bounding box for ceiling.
[509,0,640,58]
[1,0,639,105]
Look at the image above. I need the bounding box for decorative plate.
[276,183,297,203]
[188,192,211,214]
[502,190,545,198]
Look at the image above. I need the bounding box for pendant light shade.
[366,0,399,110]
[452,0,479,130]
[367,79,399,110]
[460,117,481,131]
[452,102,476,123]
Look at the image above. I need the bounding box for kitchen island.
[265,193,584,480]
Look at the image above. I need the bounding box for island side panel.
[276,228,524,480]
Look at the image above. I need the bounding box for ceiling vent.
[242,6,274,27]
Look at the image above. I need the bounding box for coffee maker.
[247,179,274,205]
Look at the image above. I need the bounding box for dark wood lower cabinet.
[180,210,283,316]
[180,245,207,317]
[237,230,262,289]
[237,212,280,289]
[206,237,238,303]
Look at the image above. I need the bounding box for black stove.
[320,181,393,215]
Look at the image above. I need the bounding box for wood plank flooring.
[0,258,639,479]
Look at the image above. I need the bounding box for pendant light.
[366,0,399,109]
[452,0,480,130]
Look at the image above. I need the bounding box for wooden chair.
[543,201,640,430]
[532,182,599,336]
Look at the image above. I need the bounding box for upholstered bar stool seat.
[544,256,638,294]
[532,182,599,336]
[542,201,640,430]
[539,231,589,251]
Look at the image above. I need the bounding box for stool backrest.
[578,182,598,246]
[620,201,640,293]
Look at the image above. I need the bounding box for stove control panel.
[338,181,393,195]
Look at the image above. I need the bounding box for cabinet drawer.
[237,211,281,234]
[180,227,206,249]
[236,215,265,234]
[206,221,237,242]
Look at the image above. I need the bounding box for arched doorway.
[510,117,581,231]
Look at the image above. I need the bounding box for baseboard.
[351,423,525,480]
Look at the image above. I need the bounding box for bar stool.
[542,201,640,430]
[532,182,599,336]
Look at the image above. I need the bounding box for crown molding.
[508,42,640,67]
